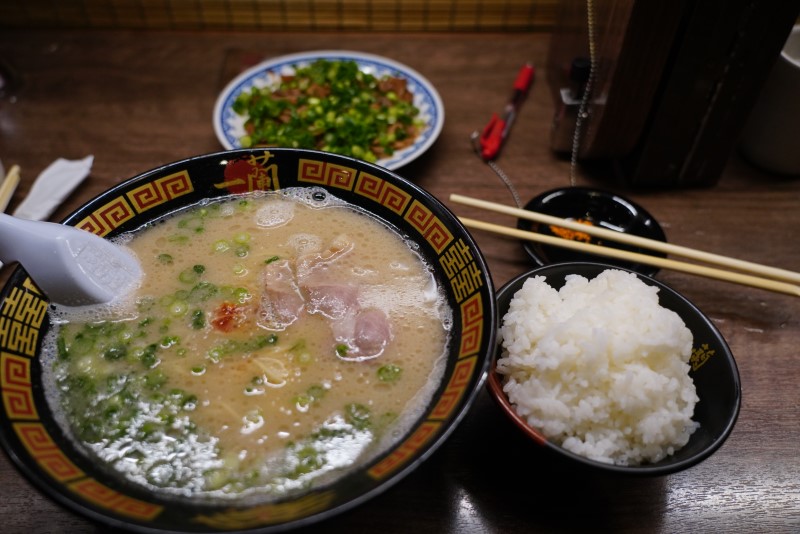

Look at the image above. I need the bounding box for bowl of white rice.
[489,262,741,475]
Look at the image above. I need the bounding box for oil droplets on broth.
[42,187,451,503]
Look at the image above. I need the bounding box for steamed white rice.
[497,269,699,466]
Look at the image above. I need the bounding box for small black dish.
[517,187,667,276]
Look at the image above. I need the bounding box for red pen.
[479,63,535,161]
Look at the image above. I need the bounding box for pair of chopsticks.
[450,194,800,297]
[0,164,20,213]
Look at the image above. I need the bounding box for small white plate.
[213,50,445,170]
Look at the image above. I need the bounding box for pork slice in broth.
[352,307,392,357]
[258,259,305,331]
[304,284,359,319]
[295,237,354,280]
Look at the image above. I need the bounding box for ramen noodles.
[44,188,450,501]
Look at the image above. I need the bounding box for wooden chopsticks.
[0,164,20,213]
[450,193,800,297]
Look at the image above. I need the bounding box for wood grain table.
[0,29,798,533]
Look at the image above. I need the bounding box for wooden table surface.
[1,29,798,534]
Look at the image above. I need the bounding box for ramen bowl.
[488,262,741,476]
[0,149,496,531]
[518,187,667,276]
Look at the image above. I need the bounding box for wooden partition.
[0,0,559,31]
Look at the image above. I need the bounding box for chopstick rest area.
[514,187,667,276]
[450,193,800,297]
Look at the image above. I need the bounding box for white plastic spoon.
[0,213,141,306]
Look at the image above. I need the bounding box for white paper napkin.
[13,155,94,221]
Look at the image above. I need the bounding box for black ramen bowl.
[487,262,741,476]
[518,187,667,276]
[0,149,497,532]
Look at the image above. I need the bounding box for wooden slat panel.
[0,0,559,31]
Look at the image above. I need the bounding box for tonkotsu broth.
[44,188,450,501]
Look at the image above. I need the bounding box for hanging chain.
[569,0,597,186]
[473,0,597,197]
